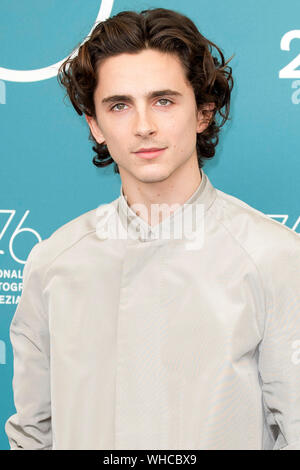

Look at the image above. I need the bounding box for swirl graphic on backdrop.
[0,0,114,82]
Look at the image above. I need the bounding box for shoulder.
[24,202,115,273]
[212,188,299,287]
[213,187,299,254]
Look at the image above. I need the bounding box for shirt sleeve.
[5,242,52,450]
[258,235,300,450]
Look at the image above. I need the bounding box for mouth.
[134,148,167,159]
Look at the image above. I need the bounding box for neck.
[120,156,202,227]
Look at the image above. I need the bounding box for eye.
[157,98,173,106]
[110,103,128,112]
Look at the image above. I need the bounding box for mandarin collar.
[116,169,217,242]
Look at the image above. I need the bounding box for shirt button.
[137,227,147,242]
[138,234,147,242]
[96,224,109,240]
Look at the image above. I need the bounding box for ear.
[196,102,215,134]
[85,114,105,144]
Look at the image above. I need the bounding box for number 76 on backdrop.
[280,30,300,104]
[0,210,41,264]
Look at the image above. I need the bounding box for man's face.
[86,48,212,185]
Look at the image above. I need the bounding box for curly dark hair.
[58,7,234,173]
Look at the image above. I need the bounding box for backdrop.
[0,0,299,450]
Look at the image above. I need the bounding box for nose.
[134,106,157,138]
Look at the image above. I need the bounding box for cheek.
[171,115,197,151]
[101,120,127,150]
[160,114,182,140]
[103,124,129,163]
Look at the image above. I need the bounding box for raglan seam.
[213,194,269,338]
[41,229,97,290]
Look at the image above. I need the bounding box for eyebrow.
[101,89,183,105]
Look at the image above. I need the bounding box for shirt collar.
[116,169,217,242]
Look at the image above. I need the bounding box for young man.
[5,8,300,450]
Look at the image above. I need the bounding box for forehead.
[95,49,189,95]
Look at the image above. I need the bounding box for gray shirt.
[5,170,300,450]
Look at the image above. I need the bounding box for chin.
[134,167,172,184]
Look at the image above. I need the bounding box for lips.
[134,148,166,159]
